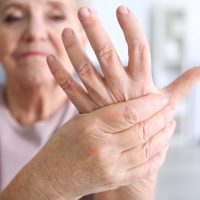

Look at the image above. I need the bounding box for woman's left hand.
[47,6,200,114]
[47,6,200,199]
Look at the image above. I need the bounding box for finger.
[78,7,127,86]
[62,29,112,107]
[123,144,169,185]
[119,120,175,170]
[116,6,152,82]
[47,55,97,113]
[93,94,169,133]
[163,66,200,106]
[114,105,176,151]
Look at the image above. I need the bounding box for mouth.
[19,51,48,58]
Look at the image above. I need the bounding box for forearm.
[0,156,78,200]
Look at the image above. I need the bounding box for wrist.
[96,177,157,200]
[121,177,157,200]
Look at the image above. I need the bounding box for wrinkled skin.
[47,6,200,199]
[29,95,174,199]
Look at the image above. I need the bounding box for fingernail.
[118,6,129,15]
[79,7,90,18]
[160,97,168,106]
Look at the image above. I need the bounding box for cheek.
[0,31,19,62]
[49,15,83,56]
[51,31,66,56]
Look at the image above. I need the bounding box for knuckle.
[130,40,147,52]
[123,106,138,125]
[75,61,92,77]
[139,121,150,142]
[97,42,114,59]
[83,136,106,160]
[134,124,145,144]
[60,78,74,92]
[143,142,151,161]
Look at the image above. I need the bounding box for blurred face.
[0,0,84,87]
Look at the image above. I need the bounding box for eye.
[50,15,66,21]
[4,15,24,24]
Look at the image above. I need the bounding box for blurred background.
[0,0,200,199]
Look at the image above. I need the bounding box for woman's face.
[0,0,85,87]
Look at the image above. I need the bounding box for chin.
[16,60,56,88]
[23,72,55,87]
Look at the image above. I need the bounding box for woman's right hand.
[29,94,175,199]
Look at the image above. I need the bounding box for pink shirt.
[0,85,94,200]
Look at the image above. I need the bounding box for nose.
[23,15,48,42]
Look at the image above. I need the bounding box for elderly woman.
[0,0,200,199]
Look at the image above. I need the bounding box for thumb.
[163,66,200,106]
